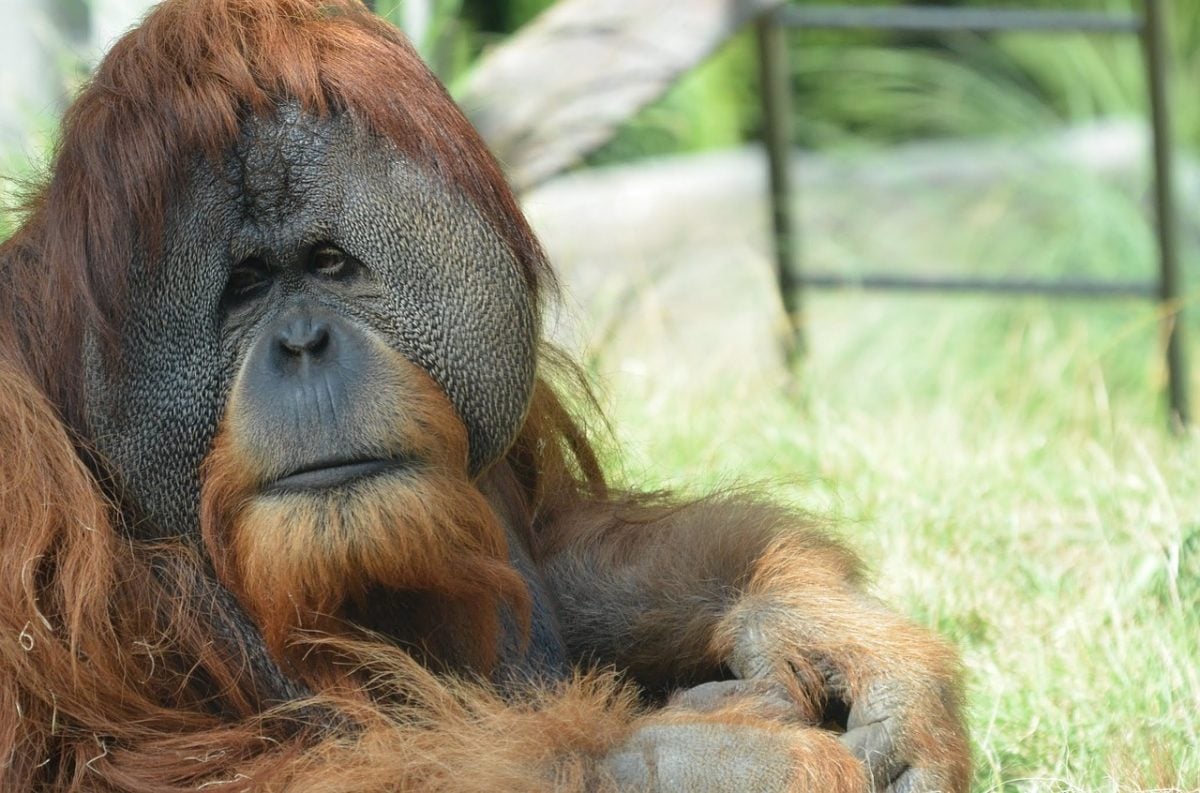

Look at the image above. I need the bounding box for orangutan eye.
[310,244,360,280]
[222,257,272,309]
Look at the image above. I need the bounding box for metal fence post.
[756,12,804,360]
[1142,0,1190,427]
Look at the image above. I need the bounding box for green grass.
[589,250,1200,791]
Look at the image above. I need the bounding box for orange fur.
[0,342,925,791]
[528,494,970,790]
[201,351,529,681]
[0,0,969,789]
[712,539,971,791]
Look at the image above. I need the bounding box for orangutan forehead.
[224,111,402,231]
[161,108,490,269]
[229,109,341,224]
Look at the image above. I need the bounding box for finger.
[726,616,777,680]
[839,721,906,791]
[887,766,937,793]
[668,679,798,720]
[604,724,800,793]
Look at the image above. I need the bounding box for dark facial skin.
[82,108,537,541]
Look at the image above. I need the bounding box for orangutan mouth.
[268,457,411,492]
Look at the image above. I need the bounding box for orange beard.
[199,357,530,689]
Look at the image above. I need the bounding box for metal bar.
[758,3,1182,426]
[798,272,1157,299]
[756,14,804,359]
[777,5,1141,33]
[1142,0,1190,427]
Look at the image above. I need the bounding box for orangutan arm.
[536,495,971,793]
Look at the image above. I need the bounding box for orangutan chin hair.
[201,354,531,683]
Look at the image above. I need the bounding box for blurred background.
[2,1,1198,790]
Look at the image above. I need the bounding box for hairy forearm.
[539,494,970,792]
[538,494,855,692]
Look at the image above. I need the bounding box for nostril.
[278,319,332,357]
[309,325,330,355]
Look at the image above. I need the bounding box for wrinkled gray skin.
[83,108,536,539]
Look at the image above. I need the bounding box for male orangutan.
[0,0,969,790]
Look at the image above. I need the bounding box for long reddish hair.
[0,1,617,789]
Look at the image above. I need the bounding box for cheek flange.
[336,149,539,476]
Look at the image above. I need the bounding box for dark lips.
[268,457,408,492]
